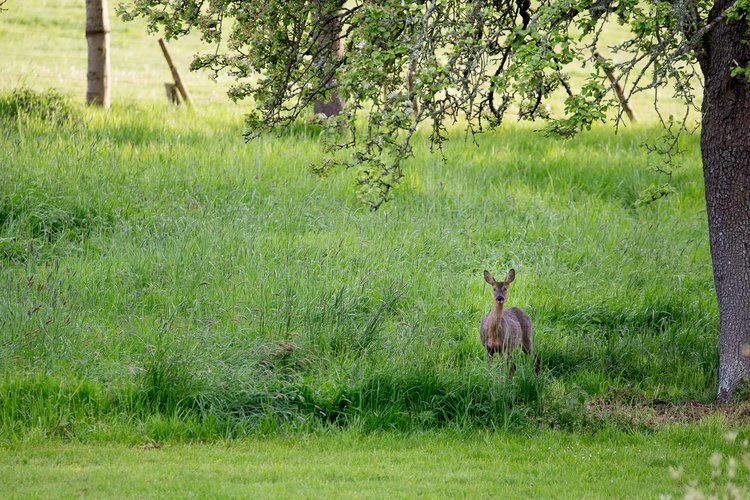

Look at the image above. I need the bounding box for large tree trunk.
[86,0,111,109]
[313,0,344,117]
[699,0,750,402]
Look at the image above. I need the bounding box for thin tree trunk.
[407,57,419,115]
[313,0,344,117]
[699,0,750,402]
[86,0,111,109]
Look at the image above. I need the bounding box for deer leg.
[497,350,515,378]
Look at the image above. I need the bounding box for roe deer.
[480,269,539,374]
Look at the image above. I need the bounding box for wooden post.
[594,51,636,123]
[158,38,192,107]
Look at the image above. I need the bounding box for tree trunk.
[699,0,750,402]
[86,0,111,109]
[313,0,344,117]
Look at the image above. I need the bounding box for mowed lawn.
[2,428,746,497]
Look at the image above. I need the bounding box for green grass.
[0,96,717,438]
[2,427,748,497]
[0,1,742,494]
[0,7,718,435]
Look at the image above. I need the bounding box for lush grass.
[2,427,748,497]
[0,95,716,438]
[0,0,724,442]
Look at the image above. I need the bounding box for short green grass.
[2,426,747,497]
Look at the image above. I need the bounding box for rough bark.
[313,0,344,117]
[699,0,750,402]
[86,0,111,109]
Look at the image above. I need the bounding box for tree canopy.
[121,0,729,207]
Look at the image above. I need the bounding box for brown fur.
[480,269,537,373]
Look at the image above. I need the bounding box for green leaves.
[730,64,750,82]
[119,0,720,208]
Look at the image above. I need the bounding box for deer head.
[484,269,515,307]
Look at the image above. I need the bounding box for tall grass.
[0,95,715,440]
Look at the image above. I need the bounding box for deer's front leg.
[486,350,494,366]
[499,349,515,378]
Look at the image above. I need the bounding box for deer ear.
[505,269,516,284]
[483,270,496,285]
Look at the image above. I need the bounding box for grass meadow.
[0,106,717,436]
[1,0,748,496]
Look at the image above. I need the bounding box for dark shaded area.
[0,187,114,262]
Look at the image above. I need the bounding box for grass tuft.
[0,87,79,125]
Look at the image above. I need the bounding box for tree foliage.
[119,0,744,208]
